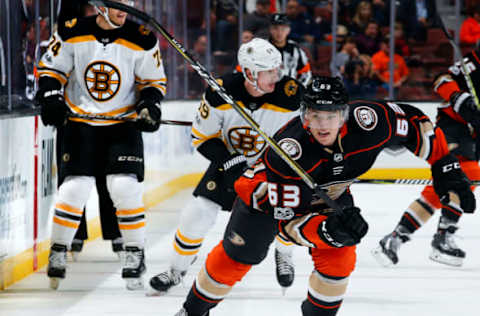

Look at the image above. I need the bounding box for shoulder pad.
[57,16,95,41]
[267,77,303,111]
[119,20,157,50]
[204,73,241,108]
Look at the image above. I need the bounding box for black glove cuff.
[317,220,344,248]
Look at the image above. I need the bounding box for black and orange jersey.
[37,16,167,125]
[235,100,450,214]
[192,72,303,166]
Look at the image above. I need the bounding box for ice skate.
[429,220,465,267]
[48,243,67,290]
[149,268,186,295]
[275,249,294,294]
[122,246,146,290]
[372,227,410,267]
[69,239,84,262]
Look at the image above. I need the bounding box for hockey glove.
[317,207,369,247]
[450,92,480,129]
[36,89,69,127]
[135,98,161,132]
[219,154,248,191]
[432,153,476,213]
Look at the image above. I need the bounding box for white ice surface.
[1,184,480,316]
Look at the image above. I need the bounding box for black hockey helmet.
[271,13,290,26]
[301,76,349,112]
[300,76,349,128]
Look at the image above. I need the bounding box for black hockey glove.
[317,207,369,247]
[219,154,248,191]
[135,98,162,132]
[432,153,476,213]
[450,92,480,129]
[36,89,69,127]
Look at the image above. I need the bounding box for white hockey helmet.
[94,0,135,29]
[237,38,282,86]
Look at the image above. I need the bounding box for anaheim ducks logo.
[84,61,121,102]
[228,126,266,157]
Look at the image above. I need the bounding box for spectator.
[244,0,271,39]
[241,30,254,43]
[371,37,409,90]
[311,2,332,45]
[182,34,208,99]
[392,22,411,57]
[214,2,238,53]
[343,54,378,99]
[355,20,382,55]
[349,1,373,35]
[348,0,386,26]
[330,37,359,77]
[460,4,480,45]
[285,0,315,49]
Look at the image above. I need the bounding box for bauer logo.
[84,61,121,102]
[278,138,302,160]
[353,106,378,131]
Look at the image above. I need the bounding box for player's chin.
[264,83,276,93]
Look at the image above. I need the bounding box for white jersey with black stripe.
[192,73,303,166]
[38,16,167,125]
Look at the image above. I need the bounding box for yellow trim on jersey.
[214,101,293,113]
[65,35,97,43]
[113,38,144,51]
[137,83,167,95]
[116,207,146,216]
[37,71,68,85]
[64,92,136,116]
[191,128,222,147]
[136,77,167,83]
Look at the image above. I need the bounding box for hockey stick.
[88,0,343,212]
[355,178,480,185]
[436,11,480,108]
[68,112,192,126]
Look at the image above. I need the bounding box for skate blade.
[371,246,395,267]
[429,249,463,267]
[49,278,61,290]
[125,277,144,290]
[116,251,125,262]
[145,287,168,297]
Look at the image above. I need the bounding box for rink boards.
[0,100,438,289]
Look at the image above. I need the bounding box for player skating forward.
[36,0,166,290]
[372,48,480,267]
[174,76,475,316]
[149,38,303,295]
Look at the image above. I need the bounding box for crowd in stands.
[3,0,480,108]
[184,0,465,100]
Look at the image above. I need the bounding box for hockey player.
[235,13,312,88]
[36,0,166,290]
[149,37,303,294]
[173,76,475,316]
[372,49,480,267]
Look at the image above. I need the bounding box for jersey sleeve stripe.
[135,77,167,83]
[137,83,167,95]
[38,62,69,78]
[37,71,68,85]
[113,38,144,51]
[297,63,311,74]
[65,35,96,43]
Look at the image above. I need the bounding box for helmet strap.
[242,68,268,95]
[95,6,122,29]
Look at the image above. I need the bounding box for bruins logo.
[228,126,266,157]
[65,18,77,28]
[139,25,151,35]
[284,79,298,97]
[84,61,121,102]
